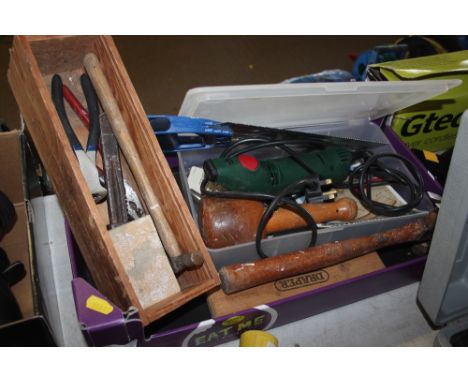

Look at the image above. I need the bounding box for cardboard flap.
[0,131,24,205]
[179,80,461,128]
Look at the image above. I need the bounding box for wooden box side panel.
[94,37,219,289]
[7,35,139,311]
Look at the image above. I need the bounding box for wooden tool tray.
[8,35,219,325]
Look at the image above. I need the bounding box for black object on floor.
[0,316,56,346]
[0,190,17,240]
[450,328,468,347]
[0,247,26,326]
[0,275,22,326]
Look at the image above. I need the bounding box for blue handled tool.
[148,115,232,153]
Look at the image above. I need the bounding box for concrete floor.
[1,36,398,129]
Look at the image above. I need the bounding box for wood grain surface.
[208,252,384,317]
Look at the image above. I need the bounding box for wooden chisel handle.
[83,53,203,273]
[219,212,437,294]
[266,198,357,232]
[200,197,358,249]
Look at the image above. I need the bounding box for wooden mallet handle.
[83,53,203,273]
[219,212,437,294]
[200,197,358,249]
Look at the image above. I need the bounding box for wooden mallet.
[199,196,358,248]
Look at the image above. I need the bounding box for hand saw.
[150,115,386,153]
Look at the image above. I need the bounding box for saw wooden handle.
[200,197,358,248]
[83,53,203,273]
[219,212,437,294]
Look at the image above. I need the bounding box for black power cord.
[201,177,318,259]
[348,152,424,217]
[255,179,318,259]
[202,138,329,258]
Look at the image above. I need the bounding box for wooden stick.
[83,53,203,273]
[219,212,437,294]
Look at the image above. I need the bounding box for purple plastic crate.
[71,241,426,347]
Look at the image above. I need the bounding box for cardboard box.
[27,193,426,346]
[67,80,456,347]
[0,130,34,319]
[7,35,219,326]
[8,37,458,346]
[368,50,468,152]
[70,246,426,346]
[0,130,55,346]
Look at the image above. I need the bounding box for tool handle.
[219,213,437,294]
[51,74,107,200]
[148,115,232,137]
[62,84,90,127]
[51,75,83,151]
[83,53,193,267]
[266,198,358,233]
[80,74,101,153]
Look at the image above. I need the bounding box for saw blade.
[227,122,386,151]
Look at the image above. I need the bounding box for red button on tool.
[238,154,259,171]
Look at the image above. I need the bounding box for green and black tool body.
[203,147,353,194]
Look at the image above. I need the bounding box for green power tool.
[203,147,353,194]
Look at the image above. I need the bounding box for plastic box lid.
[179,80,461,127]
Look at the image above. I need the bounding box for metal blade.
[123,179,145,220]
[100,114,128,228]
[227,123,385,151]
